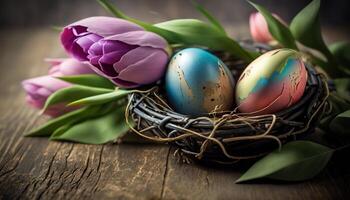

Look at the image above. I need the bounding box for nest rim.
[125,43,330,164]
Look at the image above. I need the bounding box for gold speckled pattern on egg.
[236,49,308,114]
[165,48,235,116]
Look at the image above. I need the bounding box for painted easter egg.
[165,48,235,116]
[236,48,308,114]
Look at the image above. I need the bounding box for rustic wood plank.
[161,150,346,200]
[0,28,349,200]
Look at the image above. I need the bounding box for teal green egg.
[165,48,235,116]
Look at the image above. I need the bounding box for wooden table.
[0,28,350,200]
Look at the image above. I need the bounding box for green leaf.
[329,41,350,74]
[289,0,341,77]
[43,85,113,112]
[236,141,333,183]
[290,0,323,50]
[191,0,226,34]
[50,105,130,144]
[249,1,297,50]
[334,78,350,102]
[68,88,133,106]
[98,0,255,62]
[58,74,115,89]
[329,110,350,136]
[155,19,255,61]
[27,106,100,136]
[97,0,181,44]
[319,92,350,131]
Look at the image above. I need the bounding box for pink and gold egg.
[235,49,308,114]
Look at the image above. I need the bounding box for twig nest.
[127,42,329,164]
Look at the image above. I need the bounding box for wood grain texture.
[0,28,349,200]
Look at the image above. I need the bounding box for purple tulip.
[60,16,143,61]
[22,76,71,117]
[87,31,169,88]
[46,58,95,76]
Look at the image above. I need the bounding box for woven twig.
[125,42,329,164]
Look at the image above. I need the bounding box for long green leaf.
[42,85,113,112]
[58,74,115,89]
[68,88,133,106]
[330,41,350,64]
[98,0,255,62]
[155,19,254,61]
[290,0,323,49]
[319,92,350,131]
[249,1,297,50]
[329,41,350,75]
[289,0,340,77]
[191,0,226,34]
[98,0,182,44]
[334,78,350,102]
[50,105,130,144]
[27,106,100,136]
[236,141,333,183]
[330,110,350,136]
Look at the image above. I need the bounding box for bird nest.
[125,42,329,164]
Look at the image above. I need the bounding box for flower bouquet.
[22,0,350,183]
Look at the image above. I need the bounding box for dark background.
[1,0,349,37]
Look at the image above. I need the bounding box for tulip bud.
[87,30,169,88]
[60,17,143,61]
[22,59,96,117]
[46,58,95,76]
[249,12,286,44]
[22,76,71,117]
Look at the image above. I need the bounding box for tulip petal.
[70,33,102,61]
[88,41,103,56]
[105,30,168,50]
[88,55,102,68]
[255,13,273,42]
[250,13,263,42]
[51,59,95,76]
[61,27,77,51]
[45,58,65,67]
[99,63,118,77]
[102,40,135,54]
[69,17,143,37]
[100,51,126,66]
[71,40,90,61]
[22,76,70,93]
[36,87,53,97]
[113,46,159,73]
[26,95,45,109]
[111,78,139,88]
[118,49,168,84]
[76,34,102,53]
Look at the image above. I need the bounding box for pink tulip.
[22,76,71,117]
[22,59,96,117]
[249,12,285,43]
[46,58,95,76]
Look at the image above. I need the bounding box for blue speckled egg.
[165,48,235,116]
